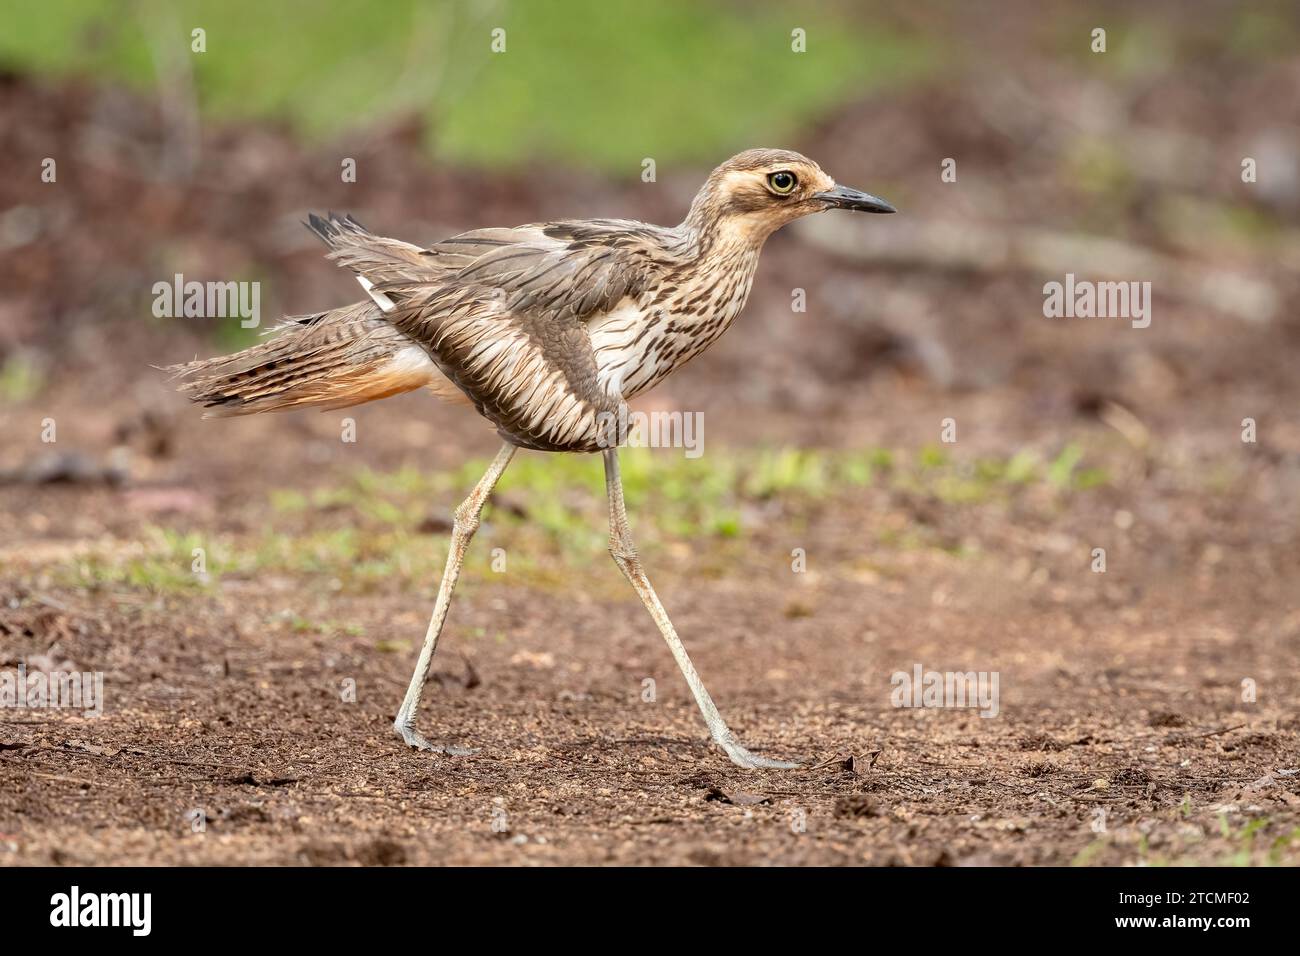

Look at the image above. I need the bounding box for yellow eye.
[767,171,797,194]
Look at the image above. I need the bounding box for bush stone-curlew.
[171,148,895,769]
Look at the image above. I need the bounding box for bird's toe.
[395,721,477,756]
[719,739,801,770]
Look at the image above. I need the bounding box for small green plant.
[0,353,45,402]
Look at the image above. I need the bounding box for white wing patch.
[356,275,395,313]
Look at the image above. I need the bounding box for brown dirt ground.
[2,33,1300,865]
[3,366,1297,866]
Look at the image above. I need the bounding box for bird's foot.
[717,735,800,770]
[394,720,477,756]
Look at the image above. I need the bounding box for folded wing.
[309,213,663,451]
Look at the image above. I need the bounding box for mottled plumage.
[170,148,895,769]
[172,148,892,450]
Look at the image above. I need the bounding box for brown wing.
[395,222,663,451]
[307,214,663,451]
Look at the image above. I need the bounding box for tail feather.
[305,212,442,301]
[168,301,452,417]
[171,213,470,417]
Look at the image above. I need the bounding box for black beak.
[814,184,896,214]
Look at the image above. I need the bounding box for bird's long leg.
[602,448,798,770]
[394,442,516,752]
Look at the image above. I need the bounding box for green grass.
[60,527,223,593]
[44,444,1108,595]
[285,614,364,637]
[895,443,1107,504]
[0,0,935,172]
[1073,813,1300,867]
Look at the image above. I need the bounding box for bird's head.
[685,147,895,244]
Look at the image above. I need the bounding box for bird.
[170,148,895,769]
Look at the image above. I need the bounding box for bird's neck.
[678,210,772,267]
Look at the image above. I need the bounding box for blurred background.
[1,0,1299,865]
[2,1,1298,460]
